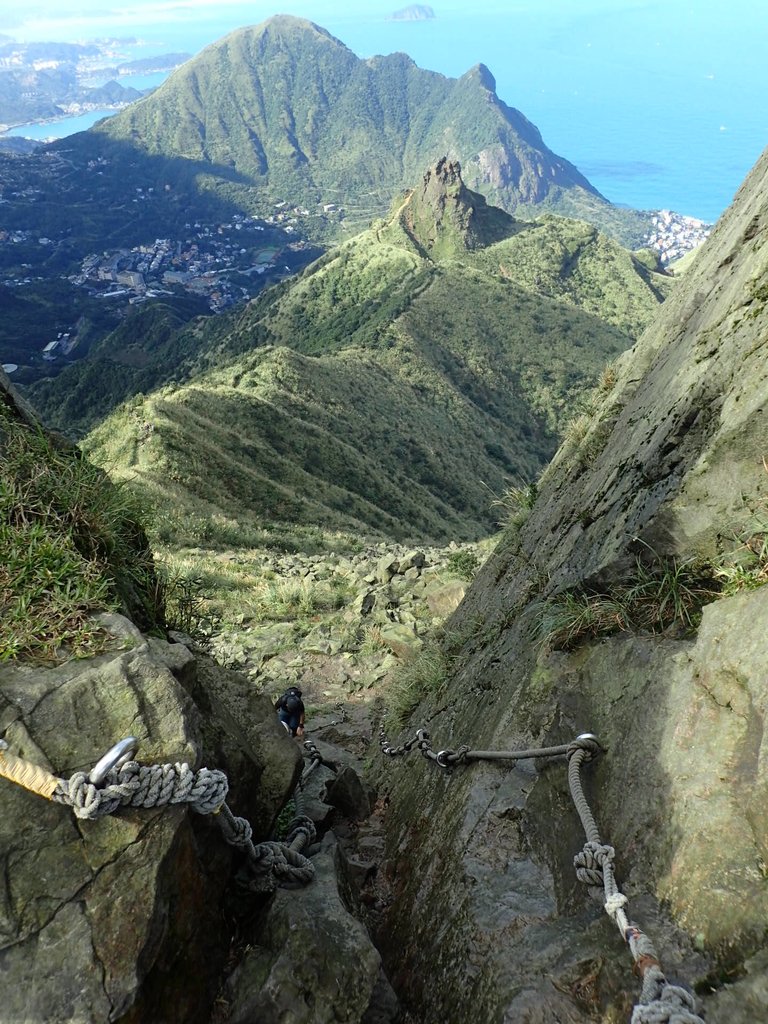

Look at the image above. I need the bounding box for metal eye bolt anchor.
[89,737,139,787]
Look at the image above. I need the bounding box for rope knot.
[604,892,629,918]
[631,965,704,1023]
[64,771,114,819]
[220,812,253,848]
[574,840,615,887]
[566,734,602,762]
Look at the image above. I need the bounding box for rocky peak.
[396,156,517,256]
[462,61,497,93]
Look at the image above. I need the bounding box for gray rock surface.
[376,145,768,1022]
[0,616,298,1024]
[181,646,303,837]
[325,764,373,820]
[225,835,384,1024]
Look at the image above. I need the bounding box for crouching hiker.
[275,686,305,737]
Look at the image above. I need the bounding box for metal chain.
[380,724,597,770]
[49,751,318,891]
[381,721,704,1023]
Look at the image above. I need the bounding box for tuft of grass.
[359,624,388,657]
[622,557,716,630]
[596,362,618,395]
[539,556,720,651]
[0,522,113,662]
[561,412,593,450]
[1,409,162,662]
[538,591,629,650]
[384,643,449,732]
[251,577,350,622]
[715,528,768,596]
[491,481,538,533]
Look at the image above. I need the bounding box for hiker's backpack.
[283,689,302,713]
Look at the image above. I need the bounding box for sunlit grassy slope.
[80,179,671,543]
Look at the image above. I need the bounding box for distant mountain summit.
[387,157,518,256]
[94,15,640,240]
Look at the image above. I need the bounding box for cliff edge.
[376,145,768,1021]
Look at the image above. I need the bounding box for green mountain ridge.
[94,15,649,245]
[0,13,661,377]
[64,163,672,543]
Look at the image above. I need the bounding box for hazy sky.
[0,1,689,43]
[3,2,761,52]
[4,1,388,38]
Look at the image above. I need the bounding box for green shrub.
[158,566,220,648]
[445,549,481,580]
[0,409,162,661]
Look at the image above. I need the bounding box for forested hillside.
[63,163,671,542]
[95,15,649,244]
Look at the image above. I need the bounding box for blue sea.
[8,1,768,223]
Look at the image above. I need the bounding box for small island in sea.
[388,5,436,21]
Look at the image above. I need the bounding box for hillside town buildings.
[645,209,711,264]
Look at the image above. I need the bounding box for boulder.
[398,550,426,573]
[225,835,385,1024]
[361,970,400,1024]
[296,762,338,827]
[380,622,422,658]
[181,646,303,838]
[0,616,298,1024]
[325,764,373,820]
[0,620,207,1023]
[424,579,466,617]
[376,554,400,584]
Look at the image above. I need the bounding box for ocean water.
[8,110,117,140]
[8,1,768,222]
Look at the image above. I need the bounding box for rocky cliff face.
[375,148,768,1021]
[0,617,303,1023]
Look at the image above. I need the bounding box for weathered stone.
[226,837,382,1024]
[296,763,338,827]
[361,969,400,1024]
[354,590,377,617]
[399,550,426,573]
[424,579,466,617]
[704,948,768,1023]
[325,765,373,820]
[380,622,422,658]
[185,652,303,838]
[0,625,224,1024]
[337,846,377,890]
[305,737,368,777]
[376,554,400,584]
